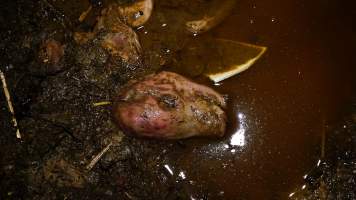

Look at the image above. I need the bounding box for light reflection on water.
[195,111,249,157]
[160,111,252,199]
[230,112,247,147]
[178,171,186,180]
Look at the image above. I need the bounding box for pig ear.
[119,0,154,27]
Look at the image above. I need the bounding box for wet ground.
[0,0,355,199]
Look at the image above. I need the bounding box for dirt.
[0,0,355,199]
[0,0,184,199]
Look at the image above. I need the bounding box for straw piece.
[86,142,112,170]
[0,70,21,139]
[79,5,92,22]
[93,101,111,107]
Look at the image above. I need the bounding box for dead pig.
[113,71,227,139]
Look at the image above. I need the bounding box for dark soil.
[0,0,191,199]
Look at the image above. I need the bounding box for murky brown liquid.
[138,0,355,199]
[49,0,355,199]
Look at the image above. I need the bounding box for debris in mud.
[0,70,21,138]
[93,101,112,107]
[40,158,86,188]
[86,142,113,170]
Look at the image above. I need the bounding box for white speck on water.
[164,164,174,175]
[289,192,295,197]
[178,171,186,180]
[230,112,246,146]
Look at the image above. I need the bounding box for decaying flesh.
[186,0,237,34]
[75,4,142,64]
[38,39,65,66]
[118,0,154,27]
[29,38,68,76]
[113,71,227,139]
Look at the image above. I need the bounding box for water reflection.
[230,112,247,147]
[178,171,186,180]
[164,164,187,181]
[289,192,295,198]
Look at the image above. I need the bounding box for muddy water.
[137,0,355,199]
